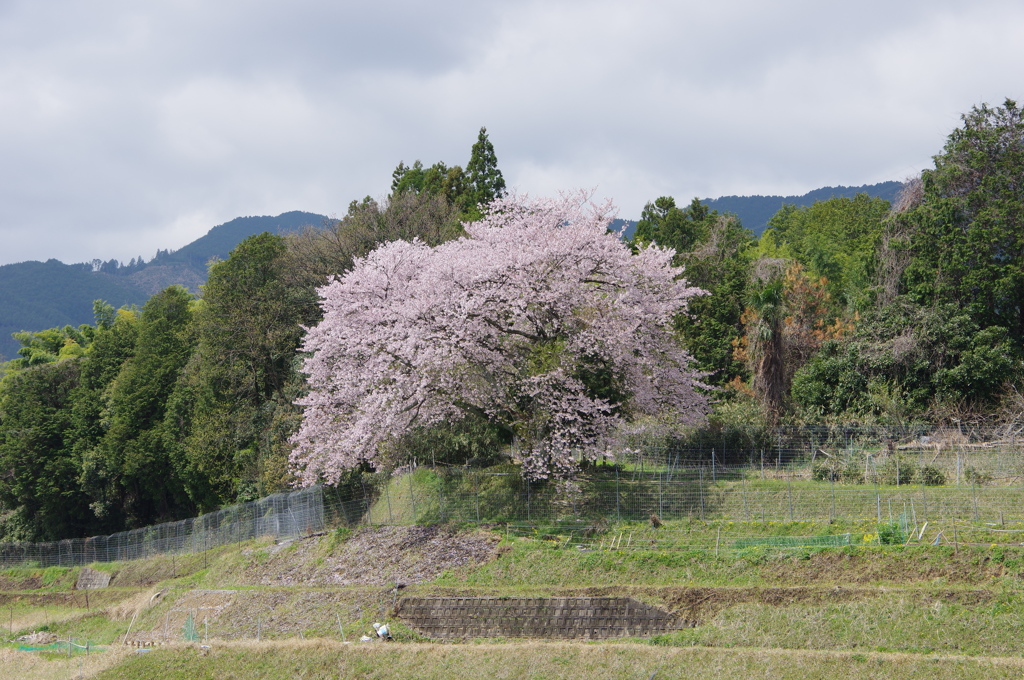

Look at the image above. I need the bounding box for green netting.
[16,641,98,654]
[183,611,200,642]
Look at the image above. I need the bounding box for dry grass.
[0,645,132,680]
[105,588,162,622]
[93,639,1024,680]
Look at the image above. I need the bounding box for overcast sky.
[1,0,1022,267]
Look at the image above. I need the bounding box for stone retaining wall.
[396,596,688,640]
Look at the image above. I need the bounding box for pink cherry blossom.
[290,191,709,484]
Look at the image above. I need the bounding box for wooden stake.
[123,609,140,645]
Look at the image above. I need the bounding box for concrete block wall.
[397,596,687,640]
[75,567,112,590]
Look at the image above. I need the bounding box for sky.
[1,0,1022,267]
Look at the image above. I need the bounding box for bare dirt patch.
[0,573,44,590]
[242,526,500,587]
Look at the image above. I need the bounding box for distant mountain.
[616,181,903,241]
[609,218,637,238]
[0,211,326,361]
[703,181,902,236]
[0,260,151,362]
[0,186,905,362]
[147,211,328,275]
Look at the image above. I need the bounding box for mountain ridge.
[0,211,327,361]
[0,184,905,362]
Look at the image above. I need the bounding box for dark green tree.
[68,305,140,532]
[389,128,505,221]
[898,98,1024,341]
[391,160,468,206]
[792,301,1017,422]
[0,359,91,540]
[766,193,890,310]
[83,286,196,528]
[633,196,711,252]
[465,127,506,216]
[633,197,754,385]
[164,233,308,506]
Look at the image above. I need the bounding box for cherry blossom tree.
[290,191,709,484]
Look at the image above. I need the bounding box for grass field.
[91,640,1024,680]
[7,503,1024,677]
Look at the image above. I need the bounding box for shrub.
[877,456,917,486]
[877,521,906,545]
[841,456,866,484]
[812,458,842,482]
[964,466,992,486]
[918,465,946,486]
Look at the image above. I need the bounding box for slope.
[0,211,327,361]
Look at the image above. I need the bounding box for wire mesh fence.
[6,424,1024,567]
[0,485,325,568]
[616,424,1024,480]
[323,464,1024,529]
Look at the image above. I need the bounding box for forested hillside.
[0,212,326,362]
[0,260,150,364]
[702,180,902,235]
[2,104,1023,544]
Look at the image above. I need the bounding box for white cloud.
[0,0,1023,265]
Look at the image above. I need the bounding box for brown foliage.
[735,263,854,423]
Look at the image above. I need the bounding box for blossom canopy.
[290,191,709,484]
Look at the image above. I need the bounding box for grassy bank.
[8,519,1024,677]
[95,640,1024,680]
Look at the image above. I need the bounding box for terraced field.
[5,518,1024,679]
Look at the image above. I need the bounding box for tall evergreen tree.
[466,127,506,213]
[0,359,89,540]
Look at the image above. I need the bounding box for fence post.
[830,478,836,522]
[615,468,621,521]
[526,479,531,522]
[410,471,416,523]
[659,472,664,519]
[777,429,782,468]
[699,468,705,520]
[742,474,749,521]
[787,475,793,522]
